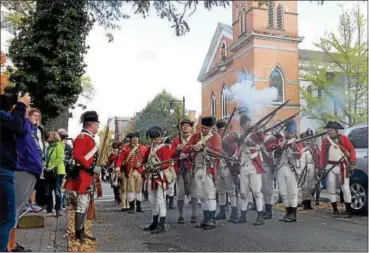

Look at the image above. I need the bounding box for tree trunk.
[45,108,70,131]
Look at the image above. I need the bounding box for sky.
[1,1,367,138]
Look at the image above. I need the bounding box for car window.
[348,127,368,149]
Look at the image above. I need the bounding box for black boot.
[128,201,135,214]
[195,211,209,228]
[331,202,339,218]
[75,213,86,243]
[285,207,297,222]
[75,229,85,243]
[169,196,174,209]
[177,216,185,224]
[228,207,238,222]
[302,200,309,210]
[82,227,96,241]
[254,211,265,226]
[233,210,247,224]
[151,217,166,234]
[143,215,159,231]
[342,203,352,218]
[204,211,216,230]
[136,200,144,212]
[279,207,290,222]
[307,200,314,210]
[215,205,226,220]
[263,204,273,219]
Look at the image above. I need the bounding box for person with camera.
[44,131,66,217]
[7,96,43,252]
[0,88,31,252]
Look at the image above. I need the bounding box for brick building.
[197,1,324,133]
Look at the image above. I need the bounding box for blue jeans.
[0,167,16,252]
[45,175,64,213]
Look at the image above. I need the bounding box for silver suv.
[344,123,368,214]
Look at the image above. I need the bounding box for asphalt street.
[94,183,368,252]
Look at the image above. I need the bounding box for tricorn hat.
[130,132,140,138]
[126,133,133,139]
[123,137,130,143]
[201,116,216,127]
[240,114,251,126]
[323,121,344,130]
[286,119,297,133]
[305,128,314,137]
[80,111,99,123]
[180,119,194,127]
[146,126,163,139]
[216,120,227,129]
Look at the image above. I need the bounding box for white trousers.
[261,163,274,205]
[216,166,237,207]
[127,192,143,202]
[167,181,175,197]
[147,176,167,217]
[326,165,351,203]
[176,174,197,200]
[276,165,298,207]
[239,164,263,212]
[76,193,90,214]
[301,164,315,200]
[194,168,216,211]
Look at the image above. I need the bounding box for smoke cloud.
[224,75,278,118]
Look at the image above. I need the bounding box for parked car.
[344,123,368,215]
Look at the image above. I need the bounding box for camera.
[0,86,29,111]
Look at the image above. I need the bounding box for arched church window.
[210,92,216,117]
[270,68,284,102]
[221,84,228,119]
[239,11,244,35]
[277,5,283,29]
[220,41,227,61]
[268,2,275,28]
[239,69,249,83]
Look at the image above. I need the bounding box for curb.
[55,213,68,252]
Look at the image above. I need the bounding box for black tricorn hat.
[323,121,344,130]
[130,132,140,138]
[240,114,251,125]
[201,116,216,127]
[126,133,133,139]
[80,111,99,123]
[216,120,227,129]
[146,126,163,139]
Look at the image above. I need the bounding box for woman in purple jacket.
[7,107,43,252]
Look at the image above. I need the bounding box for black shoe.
[285,207,297,222]
[331,202,339,218]
[279,207,290,222]
[195,211,209,228]
[136,200,144,212]
[75,230,85,243]
[143,215,159,231]
[302,200,309,210]
[215,205,226,220]
[342,203,352,218]
[151,217,166,234]
[82,227,96,241]
[233,210,247,224]
[254,211,265,226]
[204,211,216,230]
[10,243,32,252]
[177,216,185,224]
[263,204,273,220]
[228,207,238,222]
[168,196,174,209]
[190,215,197,223]
[128,201,135,214]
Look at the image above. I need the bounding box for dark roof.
[298,49,335,62]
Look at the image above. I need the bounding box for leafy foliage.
[129,90,186,145]
[300,5,368,128]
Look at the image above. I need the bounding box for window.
[270,68,284,102]
[268,2,275,28]
[221,84,228,118]
[220,41,227,61]
[239,9,246,34]
[348,126,368,149]
[239,69,249,83]
[210,92,216,117]
[277,5,283,29]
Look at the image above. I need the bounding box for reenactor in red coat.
[319,121,356,218]
[214,119,239,222]
[171,119,197,224]
[183,116,222,230]
[143,126,173,234]
[64,111,101,243]
[108,141,121,205]
[115,137,131,211]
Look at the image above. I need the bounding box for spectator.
[44,131,66,216]
[57,128,72,208]
[0,89,30,252]
[7,102,43,252]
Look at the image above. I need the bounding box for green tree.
[130,90,186,145]
[301,5,368,128]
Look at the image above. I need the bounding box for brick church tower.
[198,0,303,131]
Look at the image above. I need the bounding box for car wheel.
[350,181,368,215]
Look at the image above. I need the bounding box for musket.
[295,131,328,145]
[222,107,237,138]
[143,157,181,175]
[263,112,299,134]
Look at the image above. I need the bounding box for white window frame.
[277,5,284,29]
[268,2,275,28]
[270,67,285,104]
[210,92,216,117]
[221,84,229,119]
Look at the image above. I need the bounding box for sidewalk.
[16,213,68,252]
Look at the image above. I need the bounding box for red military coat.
[107,153,117,166]
[64,130,98,194]
[182,132,222,177]
[115,144,147,175]
[144,143,171,190]
[171,135,193,174]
